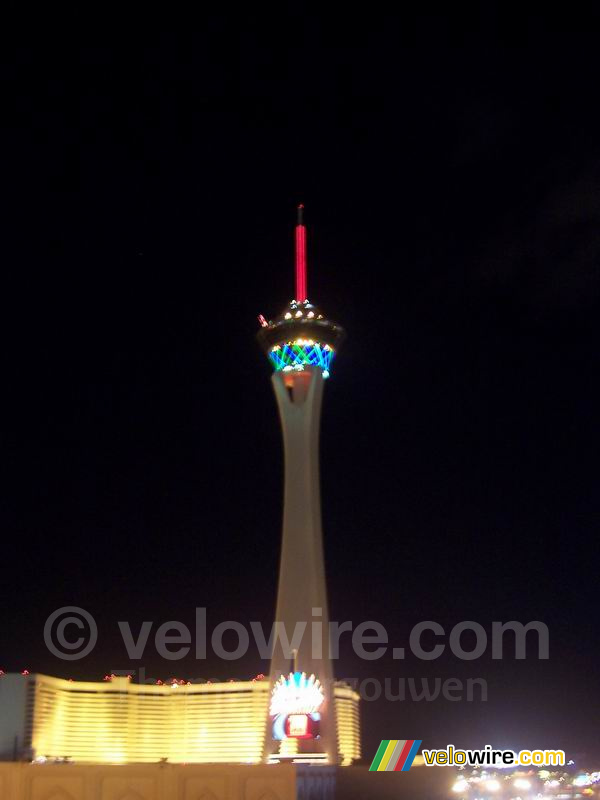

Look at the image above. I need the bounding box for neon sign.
[270,672,324,741]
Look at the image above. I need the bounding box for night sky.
[2,19,600,762]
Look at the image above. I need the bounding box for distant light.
[574,775,592,787]
[452,779,469,793]
[322,370,330,379]
[514,778,531,790]
[285,312,292,319]
[485,779,500,792]
[307,311,314,318]
[258,314,268,328]
[295,310,303,318]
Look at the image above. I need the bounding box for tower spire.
[295,203,307,302]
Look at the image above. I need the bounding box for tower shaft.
[264,368,338,763]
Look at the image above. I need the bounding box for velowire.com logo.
[369,739,422,772]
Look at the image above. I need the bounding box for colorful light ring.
[269,341,334,376]
[270,672,325,718]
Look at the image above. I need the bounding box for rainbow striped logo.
[369,739,422,772]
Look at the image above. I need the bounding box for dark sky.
[1,18,600,762]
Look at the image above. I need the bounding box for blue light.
[269,343,334,375]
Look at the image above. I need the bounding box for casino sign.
[270,672,324,741]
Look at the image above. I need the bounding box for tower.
[258,206,345,765]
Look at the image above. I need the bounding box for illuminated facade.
[257,206,349,765]
[0,673,360,766]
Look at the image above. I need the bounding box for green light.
[269,342,334,375]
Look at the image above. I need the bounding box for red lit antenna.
[295,204,307,302]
